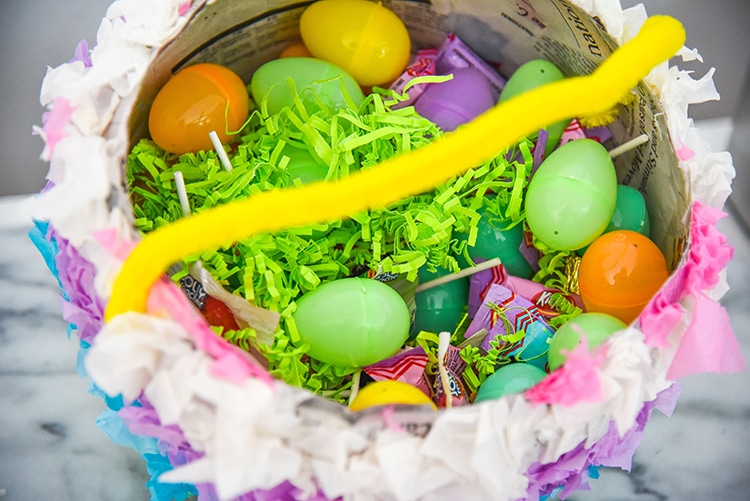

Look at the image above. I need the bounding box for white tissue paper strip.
[35,0,734,499]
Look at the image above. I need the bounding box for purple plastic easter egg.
[415,67,498,131]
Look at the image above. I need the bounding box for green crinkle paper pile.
[127,87,536,400]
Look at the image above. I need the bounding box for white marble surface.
[1,120,749,500]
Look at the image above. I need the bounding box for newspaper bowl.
[32,1,741,500]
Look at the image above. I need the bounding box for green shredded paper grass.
[127,85,575,401]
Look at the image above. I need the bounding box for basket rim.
[30,1,739,500]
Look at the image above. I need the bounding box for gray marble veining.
[1,189,748,500]
[0,206,151,500]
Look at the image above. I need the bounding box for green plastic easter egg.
[547,312,627,370]
[474,363,547,403]
[500,60,568,156]
[250,57,365,116]
[468,200,533,278]
[293,278,410,367]
[577,184,651,255]
[282,145,328,185]
[608,184,651,237]
[525,139,617,251]
[414,266,468,336]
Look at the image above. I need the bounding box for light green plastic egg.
[282,144,329,185]
[250,57,365,116]
[547,312,627,370]
[293,278,410,367]
[525,139,617,251]
[500,59,568,156]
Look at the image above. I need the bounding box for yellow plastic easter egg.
[350,380,437,411]
[148,63,249,155]
[300,0,411,87]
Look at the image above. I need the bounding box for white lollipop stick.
[209,130,234,171]
[416,257,502,293]
[437,331,453,409]
[173,171,191,217]
[608,133,649,159]
[348,370,361,407]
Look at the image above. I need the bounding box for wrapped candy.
[465,283,555,369]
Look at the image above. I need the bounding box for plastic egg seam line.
[104,16,685,322]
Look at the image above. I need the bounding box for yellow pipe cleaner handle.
[105,15,685,322]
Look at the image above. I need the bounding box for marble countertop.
[1,120,749,499]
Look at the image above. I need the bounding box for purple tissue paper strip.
[50,227,105,344]
[69,39,93,67]
[523,383,682,500]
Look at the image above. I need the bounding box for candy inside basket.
[31,0,743,500]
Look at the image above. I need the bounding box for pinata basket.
[31,0,743,500]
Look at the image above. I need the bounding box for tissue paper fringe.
[31,0,740,500]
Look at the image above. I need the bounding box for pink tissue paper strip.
[525,342,605,406]
[637,201,744,378]
[148,276,274,386]
[667,292,744,379]
[381,406,406,433]
[676,142,696,161]
[94,229,273,386]
[41,97,76,157]
[178,1,191,16]
[638,291,684,348]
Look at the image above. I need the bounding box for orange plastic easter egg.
[280,43,313,58]
[579,230,669,324]
[148,63,249,155]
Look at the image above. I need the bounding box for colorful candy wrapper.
[176,273,239,331]
[432,344,471,407]
[388,48,438,108]
[434,32,507,95]
[363,346,431,398]
[559,119,588,146]
[392,32,507,125]
[468,263,583,321]
[174,265,280,344]
[178,272,209,310]
[465,283,555,369]
[559,118,614,146]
